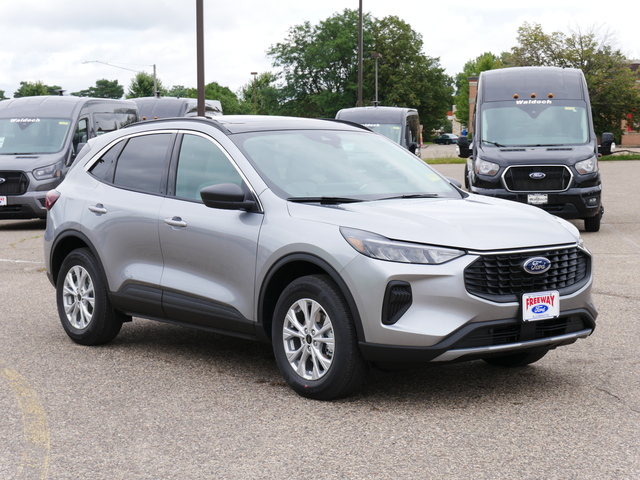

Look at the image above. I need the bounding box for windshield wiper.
[483,140,506,147]
[378,193,440,200]
[287,196,365,205]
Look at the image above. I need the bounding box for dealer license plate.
[522,291,559,322]
[0,196,6,206]
[527,194,548,205]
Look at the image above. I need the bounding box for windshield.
[480,100,589,147]
[233,130,458,200]
[360,123,402,144]
[0,117,72,154]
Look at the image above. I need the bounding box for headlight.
[475,158,500,176]
[340,227,465,264]
[33,162,63,180]
[575,157,598,174]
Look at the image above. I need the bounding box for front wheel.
[483,349,549,367]
[272,274,367,400]
[56,248,128,346]
[584,208,603,232]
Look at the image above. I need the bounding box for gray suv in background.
[44,116,597,400]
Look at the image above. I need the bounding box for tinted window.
[113,133,172,194]
[175,134,242,201]
[88,139,125,182]
[73,118,88,152]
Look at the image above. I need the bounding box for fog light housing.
[382,281,412,325]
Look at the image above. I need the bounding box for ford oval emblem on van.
[523,257,551,275]
[529,172,546,180]
[0,178,5,184]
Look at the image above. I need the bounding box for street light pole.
[371,52,382,106]
[251,72,258,114]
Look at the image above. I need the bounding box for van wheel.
[57,248,128,346]
[272,274,367,400]
[584,209,602,232]
[483,349,549,367]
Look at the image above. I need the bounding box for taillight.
[45,190,60,210]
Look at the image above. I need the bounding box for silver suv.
[44,116,597,400]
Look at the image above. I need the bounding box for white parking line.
[0,258,44,264]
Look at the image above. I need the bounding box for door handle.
[164,216,187,228]
[88,203,107,215]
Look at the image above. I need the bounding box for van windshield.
[480,100,589,147]
[0,117,72,154]
[360,123,402,144]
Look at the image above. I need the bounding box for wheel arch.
[49,230,106,288]
[257,253,364,344]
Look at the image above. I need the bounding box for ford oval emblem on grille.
[523,257,551,275]
[0,177,6,184]
[529,172,546,180]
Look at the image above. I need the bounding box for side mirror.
[447,177,462,189]
[200,183,258,211]
[408,142,418,155]
[599,132,615,156]
[457,136,472,159]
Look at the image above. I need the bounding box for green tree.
[267,9,453,132]
[186,81,247,115]
[126,72,166,98]
[268,9,374,117]
[369,15,454,133]
[0,89,7,100]
[13,81,62,97]
[454,52,503,129]
[237,72,282,115]
[505,22,640,141]
[72,79,124,98]
[166,85,190,98]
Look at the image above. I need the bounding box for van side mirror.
[599,133,615,156]
[457,136,472,159]
[408,142,418,155]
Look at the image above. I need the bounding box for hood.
[478,143,596,165]
[287,195,579,251]
[0,152,66,170]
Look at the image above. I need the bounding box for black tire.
[584,210,602,232]
[272,274,367,400]
[483,349,549,367]
[56,248,127,346]
[463,164,470,190]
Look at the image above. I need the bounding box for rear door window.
[112,133,173,194]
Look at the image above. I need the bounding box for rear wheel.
[57,248,127,346]
[483,349,549,367]
[272,274,367,400]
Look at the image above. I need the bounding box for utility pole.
[196,0,205,116]
[357,0,363,107]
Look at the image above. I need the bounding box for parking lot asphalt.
[0,161,638,479]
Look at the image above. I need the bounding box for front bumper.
[358,309,595,363]
[470,185,602,219]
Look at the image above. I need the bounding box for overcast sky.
[0,0,638,98]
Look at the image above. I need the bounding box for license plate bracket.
[527,194,548,205]
[522,291,560,322]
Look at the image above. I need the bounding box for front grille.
[464,246,590,302]
[0,171,29,195]
[453,315,588,349]
[502,165,572,192]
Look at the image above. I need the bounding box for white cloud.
[0,0,637,97]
